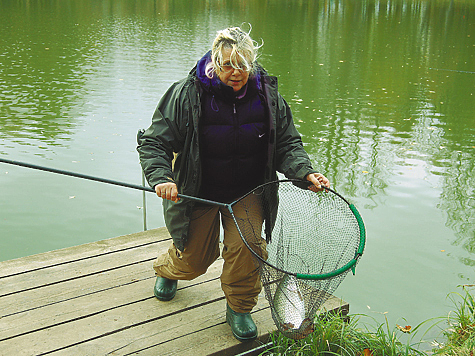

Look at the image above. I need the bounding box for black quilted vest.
[199,78,268,203]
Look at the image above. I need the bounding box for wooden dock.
[0,228,349,356]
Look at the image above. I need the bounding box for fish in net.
[229,179,366,340]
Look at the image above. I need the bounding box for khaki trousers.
[153,194,266,313]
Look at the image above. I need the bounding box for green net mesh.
[231,180,365,340]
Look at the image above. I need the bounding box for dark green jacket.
[137,66,317,251]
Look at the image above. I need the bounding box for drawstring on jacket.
[211,96,219,112]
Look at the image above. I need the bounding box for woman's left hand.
[306,173,330,192]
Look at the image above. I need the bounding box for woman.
[137,26,330,342]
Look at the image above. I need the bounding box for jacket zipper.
[233,103,237,184]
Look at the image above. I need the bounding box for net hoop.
[231,179,366,281]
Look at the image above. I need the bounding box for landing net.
[230,179,365,339]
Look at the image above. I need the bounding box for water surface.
[1,0,474,347]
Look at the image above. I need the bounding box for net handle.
[231,179,366,281]
[0,157,229,208]
[1,160,365,281]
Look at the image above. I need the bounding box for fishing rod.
[0,157,227,208]
[428,68,475,74]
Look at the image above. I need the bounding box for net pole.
[0,157,229,208]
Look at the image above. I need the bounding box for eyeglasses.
[220,61,249,73]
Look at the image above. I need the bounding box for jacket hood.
[195,50,220,89]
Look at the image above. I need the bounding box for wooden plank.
[47,295,348,356]
[0,239,163,297]
[0,228,350,356]
[0,263,154,338]
[0,263,225,356]
[1,258,154,317]
[106,301,275,356]
[63,300,274,356]
[0,228,170,278]
[0,258,224,341]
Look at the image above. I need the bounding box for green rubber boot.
[153,277,177,301]
[226,304,258,342]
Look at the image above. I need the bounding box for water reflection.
[438,151,475,260]
[0,1,101,145]
[0,0,217,148]
[260,0,475,269]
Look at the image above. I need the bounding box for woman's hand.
[306,173,330,192]
[155,182,180,202]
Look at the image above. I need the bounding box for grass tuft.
[259,285,475,356]
[261,312,425,355]
[432,285,475,356]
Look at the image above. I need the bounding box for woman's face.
[217,48,250,92]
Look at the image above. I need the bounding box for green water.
[1,0,474,347]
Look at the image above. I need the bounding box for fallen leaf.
[363,349,373,356]
[396,324,412,333]
[362,171,369,174]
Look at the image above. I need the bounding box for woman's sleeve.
[137,81,189,189]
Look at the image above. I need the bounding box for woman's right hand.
[155,182,179,202]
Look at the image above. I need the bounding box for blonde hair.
[205,25,262,79]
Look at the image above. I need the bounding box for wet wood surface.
[0,227,348,355]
